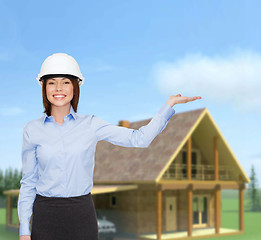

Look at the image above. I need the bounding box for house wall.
[177,189,188,231]
[93,186,216,236]
[136,187,216,234]
[93,189,138,236]
[136,184,158,234]
[93,184,160,236]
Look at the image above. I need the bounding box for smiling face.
[46,77,74,108]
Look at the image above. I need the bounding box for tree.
[4,167,14,190]
[248,164,261,211]
[0,167,22,196]
[0,169,4,195]
[13,168,22,189]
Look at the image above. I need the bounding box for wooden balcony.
[162,163,232,181]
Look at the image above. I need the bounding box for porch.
[138,228,241,240]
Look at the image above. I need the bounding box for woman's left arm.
[92,94,202,148]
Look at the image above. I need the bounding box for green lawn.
[0,191,261,240]
[0,208,18,240]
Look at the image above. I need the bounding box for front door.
[166,196,177,231]
[193,195,208,228]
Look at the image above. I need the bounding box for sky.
[0,0,260,184]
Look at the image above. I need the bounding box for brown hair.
[41,74,80,116]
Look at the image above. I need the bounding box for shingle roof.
[93,107,206,183]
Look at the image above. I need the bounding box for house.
[92,107,250,239]
[4,107,250,240]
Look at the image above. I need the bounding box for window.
[111,195,116,207]
[182,149,201,179]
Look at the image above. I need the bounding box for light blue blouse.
[18,103,175,236]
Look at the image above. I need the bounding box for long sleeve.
[93,103,175,148]
[17,125,39,237]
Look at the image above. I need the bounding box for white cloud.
[152,49,261,113]
[0,107,25,116]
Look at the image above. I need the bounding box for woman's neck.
[50,104,71,124]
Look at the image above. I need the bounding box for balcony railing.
[162,163,232,181]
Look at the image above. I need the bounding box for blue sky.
[0,0,260,183]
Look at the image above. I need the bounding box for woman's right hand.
[20,235,31,240]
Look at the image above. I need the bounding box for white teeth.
[54,95,66,97]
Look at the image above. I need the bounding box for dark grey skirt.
[31,192,98,240]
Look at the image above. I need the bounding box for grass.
[203,190,261,240]
[0,190,261,240]
[0,208,18,240]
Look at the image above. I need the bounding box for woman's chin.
[50,102,71,107]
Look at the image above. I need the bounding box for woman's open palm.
[166,94,202,107]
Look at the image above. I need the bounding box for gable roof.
[93,107,250,184]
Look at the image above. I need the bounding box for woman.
[18,53,202,240]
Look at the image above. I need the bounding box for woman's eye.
[48,81,70,84]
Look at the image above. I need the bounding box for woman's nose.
[55,82,63,90]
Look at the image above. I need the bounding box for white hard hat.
[36,53,85,87]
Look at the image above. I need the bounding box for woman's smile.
[53,94,67,100]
